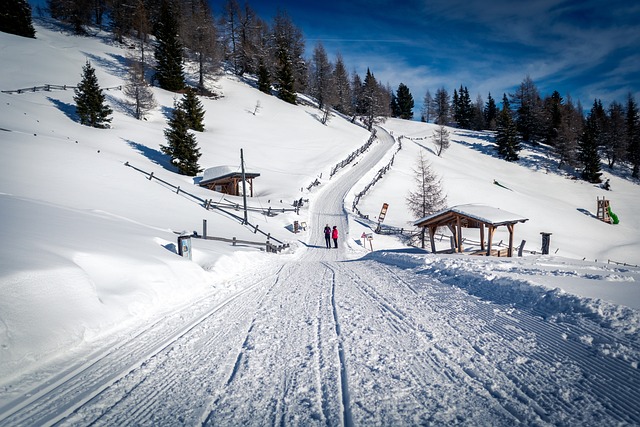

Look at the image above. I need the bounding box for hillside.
[1,19,640,395]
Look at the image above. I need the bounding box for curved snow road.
[2,127,640,426]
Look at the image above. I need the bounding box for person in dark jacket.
[324,224,331,248]
[332,226,338,248]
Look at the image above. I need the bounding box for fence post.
[232,237,237,246]
[176,186,180,194]
[148,171,154,180]
[518,240,526,257]
[203,219,207,239]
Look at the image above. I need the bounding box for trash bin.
[178,235,192,260]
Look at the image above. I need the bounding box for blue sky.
[236,0,640,114]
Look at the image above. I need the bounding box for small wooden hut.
[199,166,260,197]
[414,204,528,257]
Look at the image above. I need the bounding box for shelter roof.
[201,165,260,185]
[414,204,528,227]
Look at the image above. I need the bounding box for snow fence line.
[124,161,289,247]
[1,84,122,94]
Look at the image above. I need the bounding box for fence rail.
[330,129,377,177]
[1,84,122,94]
[352,135,402,219]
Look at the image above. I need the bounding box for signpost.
[375,203,389,232]
[178,235,192,260]
[361,232,374,251]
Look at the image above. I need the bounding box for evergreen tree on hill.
[495,94,520,161]
[162,106,202,176]
[180,88,206,132]
[257,58,271,94]
[626,93,640,178]
[483,93,498,130]
[395,83,414,120]
[0,0,36,38]
[434,87,450,125]
[579,100,604,183]
[154,0,185,92]
[74,61,113,128]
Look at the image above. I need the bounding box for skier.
[324,224,331,248]
[332,226,339,248]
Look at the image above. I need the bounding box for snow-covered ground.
[1,20,640,425]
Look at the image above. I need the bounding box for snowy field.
[1,20,640,425]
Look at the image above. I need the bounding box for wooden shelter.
[199,165,260,197]
[414,204,529,257]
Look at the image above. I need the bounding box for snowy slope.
[1,19,640,421]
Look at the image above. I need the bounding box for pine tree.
[512,75,543,143]
[180,88,206,132]
[0,0,36,38]
[257,58,271,94]
[495,94,520,161]
[434,87,450,125]
[74,61,113,128]
[471,94,485,131]
[484,93,498,130]
[579,100,603,183]
[603,101,627,169]
[554,96,582,168]
[162,106,201,176]
[395,83,414,120]
[276,48,296,104]
[154,0,185,92]
[543,90,563,146]
[626,93,640,178]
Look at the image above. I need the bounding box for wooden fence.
[124,161,288,248]
[1,84,122,94]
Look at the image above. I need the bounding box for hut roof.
[201,165,260,185]
[414,204,528,228]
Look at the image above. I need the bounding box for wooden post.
[456,215,463,253]
[429,227,436,253]
[479,224,485,251]
[203,219,207,239]
[232,237,237,246]
[518,240,526,257]
[487,226,495,256]
[507,224,515,257]
[541,232,552,255]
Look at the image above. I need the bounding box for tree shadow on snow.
[81,52,129,81]
[125,139,174,169]
[47,97,77,122]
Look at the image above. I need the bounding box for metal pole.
[241,148,248,224]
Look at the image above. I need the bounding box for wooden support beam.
[456,215,463,253]
[479,224,485,251]
[507,224,515,257]
[428,226,436,253]
[486,226,495,256]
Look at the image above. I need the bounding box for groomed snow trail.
[2,128,640,426]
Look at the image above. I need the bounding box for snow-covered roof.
[414,204,529,227]
[201,165,260,183]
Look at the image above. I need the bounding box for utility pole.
[241,148,248,224]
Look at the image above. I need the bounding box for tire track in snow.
[0,265,283,427]
[367,260,640,424]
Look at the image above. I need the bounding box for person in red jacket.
[332,226,338,248]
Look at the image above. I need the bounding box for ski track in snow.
[1,128,640,426]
